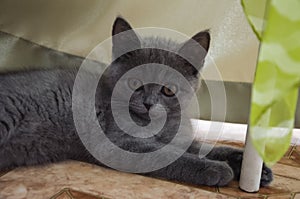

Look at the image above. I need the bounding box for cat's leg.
[0,127,81,170]
[207,146,273,186]
[99,138,234,186]
[0,134,61,170]
[187,141,273,186]
[146,152,234,186]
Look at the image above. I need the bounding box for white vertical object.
[239,127,263,192]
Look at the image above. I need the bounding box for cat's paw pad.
[200,162,234,186]
[260,164,273,186]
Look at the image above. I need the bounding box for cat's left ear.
[178,30,210,70]
[112,17,141,58]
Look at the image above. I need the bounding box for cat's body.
[0,68,88,165]
[0,17,273,187]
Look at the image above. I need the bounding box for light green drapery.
[243,0,300,165]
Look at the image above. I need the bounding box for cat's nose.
[143,103,152,111]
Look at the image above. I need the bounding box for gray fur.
[0,17,272,186]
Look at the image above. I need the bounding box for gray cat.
[0,17,272,187]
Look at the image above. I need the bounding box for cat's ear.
[112,17,141,58]
[178,30,210,70]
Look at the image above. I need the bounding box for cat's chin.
[129,110,167,128]
[129,109,151,125]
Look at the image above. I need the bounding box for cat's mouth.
[129,103,149,114]
[129,103,167,122]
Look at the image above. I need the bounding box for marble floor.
[0,141,300,199]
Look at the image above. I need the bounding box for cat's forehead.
[112,36,200,80]
[135,48,196,76]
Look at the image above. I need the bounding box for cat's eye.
[161,84,177,97]
[128,78,143,90]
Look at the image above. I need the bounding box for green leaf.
[243,0,300,166]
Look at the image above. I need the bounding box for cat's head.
[103,17,210,122]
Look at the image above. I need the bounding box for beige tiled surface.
[51,188,110,199]
[0,162,234,199]
[293,193,300,199]
[0,143,299,199]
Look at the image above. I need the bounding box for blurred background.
[0,0,259,82]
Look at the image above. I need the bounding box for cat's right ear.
[112,17,141,58]
[178,30,210,71]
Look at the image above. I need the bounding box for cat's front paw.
[260,164,273,186]
[199,161,234,186]
[227,150,273,186]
